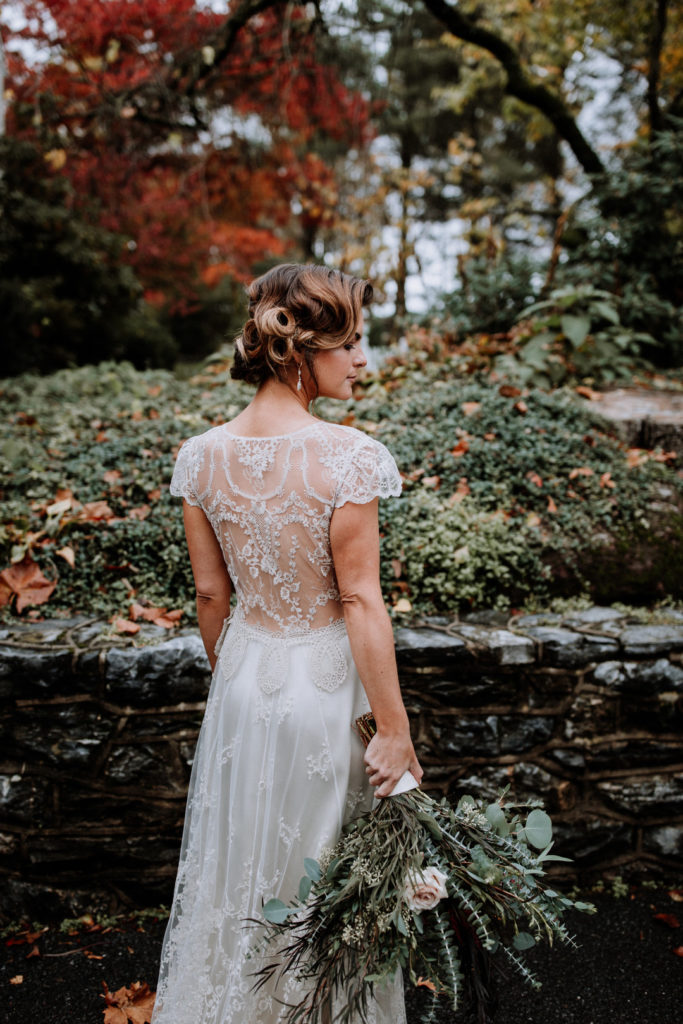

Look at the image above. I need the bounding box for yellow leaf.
[56,546,75,569]
[44,149,67,171]
[394,598,412,613]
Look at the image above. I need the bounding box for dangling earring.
[296,363,303,392]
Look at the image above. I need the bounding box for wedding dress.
[152,420,407,1024]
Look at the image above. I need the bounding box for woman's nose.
[355,347,367,367]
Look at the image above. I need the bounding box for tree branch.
[647,0,668,136]
[420,0,605,175]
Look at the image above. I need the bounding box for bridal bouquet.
[253,714,595,1024]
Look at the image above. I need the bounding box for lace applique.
[312,634,348,693]
[306,745,332,781]
[233,437,279,487]
[259,644,288,694]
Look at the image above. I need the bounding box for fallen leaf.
[513,400,528,414]
[498,384,521,397]
[103,470,122,485]
[575,385,602,400]
[391,559,402,579]
[101,980,156,1024]
[114,618,141,635]
[483,431,496,441]
[0,556,57,612]
[9,975,23,985]
[626,448,649,468]
[451,439,469,458]
[56,546,76,568]
[415,976,437,991]
[394,598,412,613]
[652,450,677,463]
[461,401,481,416]
[653,912,680,929]
[77,501,114,523]
[147,488,161,501]
[25,945,40,959]
[600,471,615,489]
[668,890,683,902]
[422,475,441,489]
[547,496,558,514]
[84,950,104,959]
[673,946,683,958]
[569,466,594,479]
[152,616,178,629]
[128,505,151,521]
[526,471,543,487]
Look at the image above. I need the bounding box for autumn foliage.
[3,1,371,364]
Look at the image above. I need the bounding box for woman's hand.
[364,729,423,799]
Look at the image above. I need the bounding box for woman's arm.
[329,497,423,798]
[182,501,232,671]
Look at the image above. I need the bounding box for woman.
[152,263,422,1024]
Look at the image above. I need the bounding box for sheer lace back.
[170,421,402,633]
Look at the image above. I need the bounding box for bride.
[151,263,422,1024]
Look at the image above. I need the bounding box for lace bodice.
[170,421,402,632]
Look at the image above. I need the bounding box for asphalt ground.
[3,883,682,1024]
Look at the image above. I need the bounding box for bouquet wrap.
[355,711,419,797]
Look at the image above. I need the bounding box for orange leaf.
[147,488,162,501]
[673,946,683,957]
[163,609,183,622]
[56,545,75,568]
[451,439,469,458]
[128,505,151,521]
[461,401,481,416]
[652,450,677,463]
[9,975,23,985]
[653,913,680,929]
[114,618,141,635]
[103,470,122,484]
[513,400,528,415]
[78,501,114,523]
[626,448,649,468]
[568,467,593,479]
[575,385,602,400]
[668,890,683,903]
[152,615,178,629]
[600,471,615,489]
[0,556,57,613]
[391,559,402,579]
[547,496,558,513]
[25,945,40,959]
[416,976,437,991]
[498,384,521,397]
[526,471,543,487]
[422,475,441,489]
[483,431,496,441]
[147,385,162,398]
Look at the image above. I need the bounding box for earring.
[296,363,302,392]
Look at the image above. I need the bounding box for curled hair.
[231,263,372,388]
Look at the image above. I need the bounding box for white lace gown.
[152,421,407,1024]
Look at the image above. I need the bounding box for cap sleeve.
[170,436,201,506]
[334,435,402,509]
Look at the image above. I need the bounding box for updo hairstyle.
[231,263,372,389]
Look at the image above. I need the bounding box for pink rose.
[404,866,449,911]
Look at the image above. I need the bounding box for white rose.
[404,866,449,911]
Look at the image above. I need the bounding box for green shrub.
[1,359,681,621]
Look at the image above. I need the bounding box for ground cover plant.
[1,356,681,626]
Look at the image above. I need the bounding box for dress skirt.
[151,607,406,1024]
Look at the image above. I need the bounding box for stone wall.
[1,606,683,921]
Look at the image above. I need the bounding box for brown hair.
[231,263,373,388]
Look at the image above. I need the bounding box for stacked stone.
[1,606,682,920]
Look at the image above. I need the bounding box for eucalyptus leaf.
[512,931,536,950]
[304,858,321,881]
[263,898,293,924]
[523,809,553,850]
[299,875,312,901]
[485,802,510,837]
